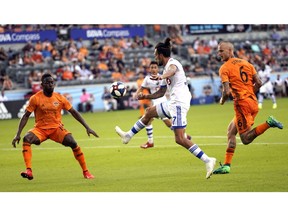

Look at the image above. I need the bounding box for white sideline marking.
[1,134,288,151]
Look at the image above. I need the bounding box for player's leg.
[170,104,216,179]
[213,119,237,174]
[267,82,277,108]
[239,99,283,145]
[163,118,192,140]
[20,128,43,180]
[258,84,266,109]
[141,118,154,149]
[55,127,94,179]
[115,105,159,144]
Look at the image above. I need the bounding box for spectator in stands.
[23,51,35,66]
[1,74,14,90]
[34,41,42,52]
[9,53,23,67]
[41,46,52,63]
[60,47,69,64]
[208,35,218,50]
[31,50,44,64]
[78,64,93,80]
[78,45,89,64]
[42,39,53,52]
[101,86,117,111]
[22,41,35,53]
[78,88,94,113]
[76,38,84,49]
[61,66,74,81]
[90,38,100,50]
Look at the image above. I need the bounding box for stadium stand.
[0,24,288,98]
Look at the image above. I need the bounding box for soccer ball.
[109,81,127,98]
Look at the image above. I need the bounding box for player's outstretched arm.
[68,107,99,138]
[12,110,31,148]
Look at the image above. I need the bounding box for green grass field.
[0,98,287,192]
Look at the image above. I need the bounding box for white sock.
[188,144,210,163]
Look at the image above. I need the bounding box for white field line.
[1,135,287,151]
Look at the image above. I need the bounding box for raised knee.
[241,138,251,145]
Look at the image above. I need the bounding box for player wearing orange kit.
[136,72,151,117]
[213,41,283,174]
[12,73,98,180]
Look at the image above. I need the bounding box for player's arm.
[138,86,167,100]
[253,73,262,93]
[68,107,99,138]
[151,64,177,80]
[134,86,148,99]
[220,81,230,105]
[12,110,32,148]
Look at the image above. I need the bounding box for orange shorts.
[29,125,71,143]
[233,97,258,134]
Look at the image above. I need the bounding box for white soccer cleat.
[205,157,216,179]
[115,126,131,144]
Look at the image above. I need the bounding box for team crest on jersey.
[53,101,60,107]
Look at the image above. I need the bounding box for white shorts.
[259,81,274,94]
[155,101,189,129]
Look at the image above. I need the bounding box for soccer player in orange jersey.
[213,41,283,174]
[12,73,98,180]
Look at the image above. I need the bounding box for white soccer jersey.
[161,58,191,106]
[142,74,167,105]
[258,65,272,83]
[258,65,274,94]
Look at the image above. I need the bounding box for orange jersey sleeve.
[219,58,257,101]
[26,91,72,129]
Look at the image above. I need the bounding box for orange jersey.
[26,91,72,129]
[219,58,257,101]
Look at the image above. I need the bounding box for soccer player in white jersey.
[136,61,192,149]
[115,38,216,179]
[258,63,277,109]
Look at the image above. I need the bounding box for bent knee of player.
[240,134,252,145]
[145,106,157,118]
[23,133,40,144]
[62,135,77,148]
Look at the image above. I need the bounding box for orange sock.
[22,142,32,169]
[255,122,270,136]
[224,147,235,165]
[72,146,88,171]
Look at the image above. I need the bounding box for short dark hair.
[150,60,158,66]
[41,73,53,82]
[155,37,172,58]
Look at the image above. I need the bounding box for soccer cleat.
[272,103,277,109]
[266,116,283,129]
[115,126,131,144]
[83,170,94,179]
[213,162,231,174]
[21,168,33,180]
[258,103,262,109]
[205,157,216,179]
[140,142,154,149]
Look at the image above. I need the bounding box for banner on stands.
[186,24,251,35]
[70,26,145,40]
[0,30,57,44]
